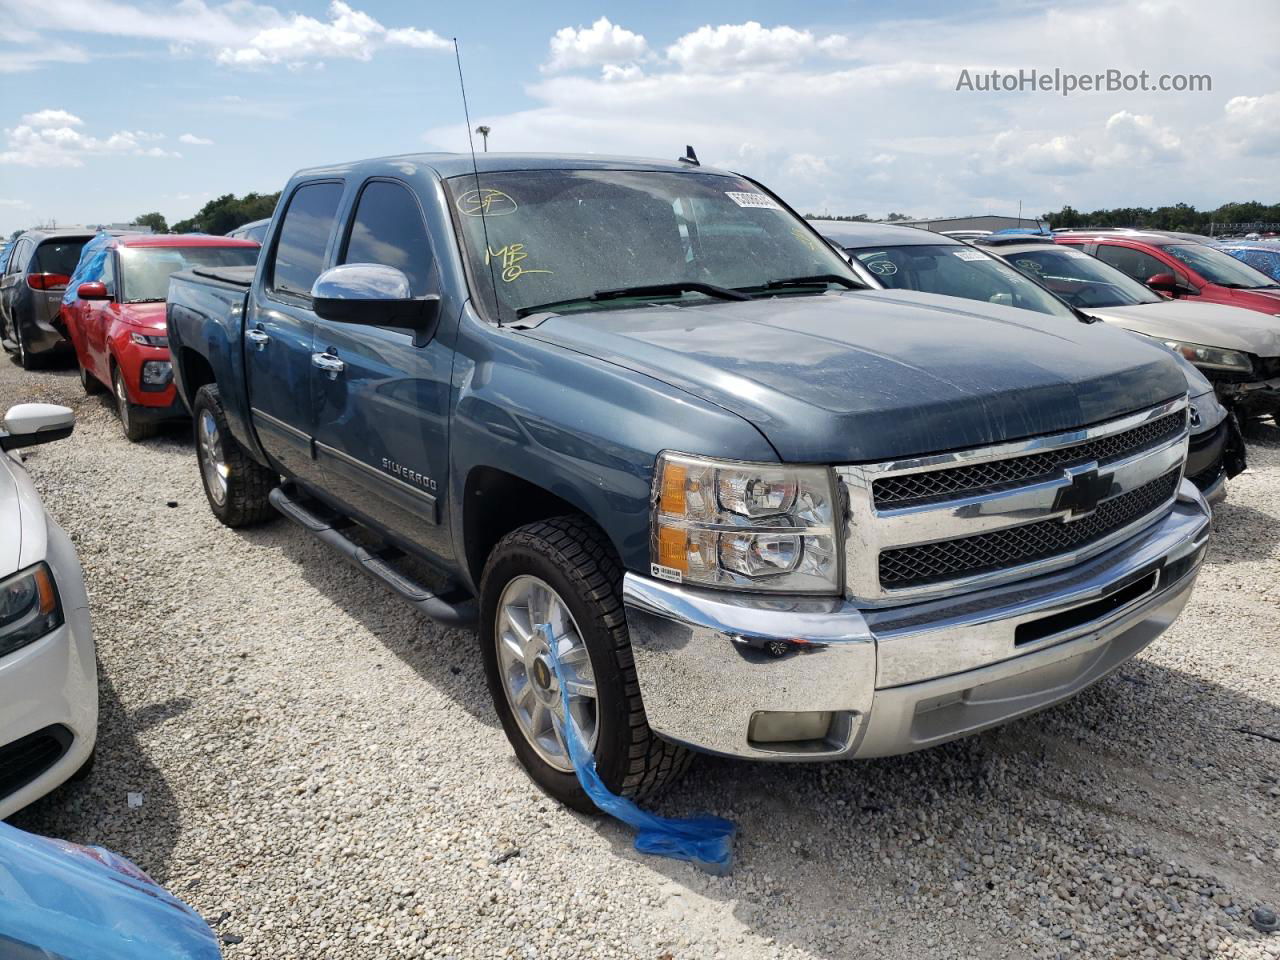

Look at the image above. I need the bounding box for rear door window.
[269,181,344,299]
[340,180,435,296]
[5,239,31,275]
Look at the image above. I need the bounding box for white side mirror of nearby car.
[1,403,75,452]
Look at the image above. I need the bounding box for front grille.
[879,468,1181,588]
[0,724,72,801]
[873,410,1187,508]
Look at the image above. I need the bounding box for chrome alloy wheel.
[197,409,229,506]
[495,574,598,772]
[113,369,132,433]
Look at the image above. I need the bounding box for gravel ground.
[5,355,1279,960]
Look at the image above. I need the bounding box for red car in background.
[61,235,259,440]
[1055,230,1280,317]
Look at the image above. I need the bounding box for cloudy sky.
[1,0,1276,236]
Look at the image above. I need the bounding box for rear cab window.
[268,181,345,300]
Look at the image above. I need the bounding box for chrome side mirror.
[310,263,440,339]
[1,403,75,451]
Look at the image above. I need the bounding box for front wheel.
[479,516,691,813]
[191,383,277,527]
[113,365,155,442]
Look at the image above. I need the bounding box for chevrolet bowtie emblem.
[1053,464,1113,520]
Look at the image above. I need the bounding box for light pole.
[475,125,490,152]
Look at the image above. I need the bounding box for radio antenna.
[453,38,502,326]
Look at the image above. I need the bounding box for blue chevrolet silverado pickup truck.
[167,153,1212,810]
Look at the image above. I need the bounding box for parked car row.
[0,152,1273,817]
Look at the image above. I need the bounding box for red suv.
[1054,231,1280,318]
[61,234,259,440]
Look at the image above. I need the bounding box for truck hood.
[1085,299,1280,358]
[525,290,1185,463]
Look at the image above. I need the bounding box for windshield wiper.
[514,281,749,319]
[738,274,864,294]
[124,298,165,303]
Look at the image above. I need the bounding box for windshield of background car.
[119,245,260,302]
[445,169,858,322]
[1164,242,1279,288]
[849,244,1076,318]
[33,239,90,278]
[1002,247,1163,307]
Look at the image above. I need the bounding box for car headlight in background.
[0,563,63,658]
[1163,340,1253,374]
[130,332,168,347]
[651,452,842,594]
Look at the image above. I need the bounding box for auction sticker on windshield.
[952,249,987,261]
[724,192,780,210]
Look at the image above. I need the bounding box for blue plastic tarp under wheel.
[543,624,736,875]
[0,820,220,960]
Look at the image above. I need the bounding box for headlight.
[650,452,841,594]
[1163,340,1253,374]
[0,563,63,658]
[130,332,168,347]
[140,360,173,387]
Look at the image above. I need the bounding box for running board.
[268,486,478,628]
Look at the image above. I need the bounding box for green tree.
[134,212,169,234]
[170,191,281,235]
[885,212,914,221]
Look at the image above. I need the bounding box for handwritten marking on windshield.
[791,227,818,251]
[458,189,518,217]
[486,243,553,282]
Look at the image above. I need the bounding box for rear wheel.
[192,383,276,527]
[479,516,691,813]
[113,365,155,442]
[78,356,102,394]
[15,323,39,371]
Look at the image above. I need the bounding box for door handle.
[311,351,345,379]
[246,328,270,350]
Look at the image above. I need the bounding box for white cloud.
[178,133,214,145]
[665,22,850,72]
[0,41,89,73]
[385,26,449,50]
[1220,90,1280,158]
[215,0,448,66]
[22,109,84,128]
[545,17,647,72]
[1102,110,1182,164]
[0,116,180,167]
[0,0,448,69]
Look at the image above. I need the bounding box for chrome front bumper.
[623,481,1211,761]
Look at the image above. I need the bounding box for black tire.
[479,515,692,813]
[192,382,276,527]
[113,365,156,442]
[79,355,102,394]
[15,322,39,371]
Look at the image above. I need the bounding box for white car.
[0,403,96,819]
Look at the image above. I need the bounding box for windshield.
[1001,247,1163,307]
[119,245,259,302]
[1164,243,1278,288]
[445,170,858,322]
[848,243,1076,318]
